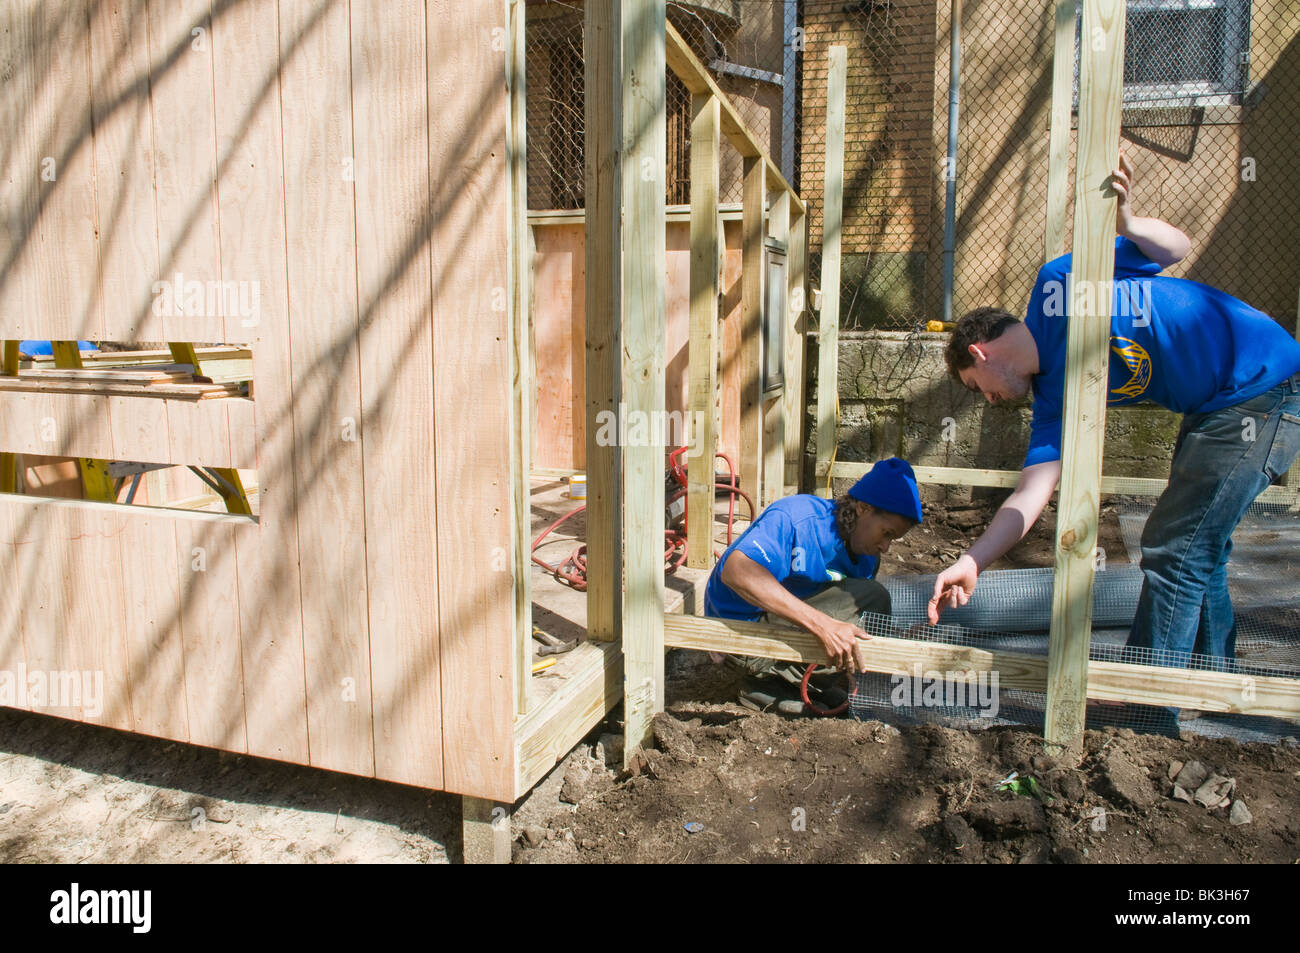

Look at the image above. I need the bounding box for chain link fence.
[526,0,1298,334]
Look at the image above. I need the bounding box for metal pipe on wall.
[941,0,962,323]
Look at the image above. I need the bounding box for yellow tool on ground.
[926,320,955,332]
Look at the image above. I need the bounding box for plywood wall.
[532,219,745,471]
[0,0,517,802]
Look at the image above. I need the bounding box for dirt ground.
[887,495,1133,575]
[512,497,1297,864]
[514,700,1300,864]
[2,497,1292,864]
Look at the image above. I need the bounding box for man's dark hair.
[944,307,1020,380]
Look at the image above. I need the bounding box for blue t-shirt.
[703,495,878,621]
[1023,237,1300,467]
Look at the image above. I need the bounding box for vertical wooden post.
[508,0,534,716]
[784,208,808,492]
[815,46,846,498]
[584,0,624,645]
[0,342,16,494]
[741,155,766,508]
[462,796,511,864]
[1044,0,1126,758]
[1045,0,1080,260]
[686,92,721,570]
[763,190,791,506]
[587,0,666,761]
[619,0,667,762]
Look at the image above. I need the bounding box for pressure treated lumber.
[814,46,847,499]
[1044,0,1080,260]
[740,155,766,510]
[829,461,1300,506]
[662,613,1300,721]
[686,92,722,570]
[784,210,808,490]
[618,0,667,764]
[462,797,511,865]
[762,192,790,507]
[514,641,622,797]
[664,24,803,215]
[584,0,623,646]
[1045,0,1127,759]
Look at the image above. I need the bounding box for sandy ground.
[0,708,458,863]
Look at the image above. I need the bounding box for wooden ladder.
[0,340,252,515]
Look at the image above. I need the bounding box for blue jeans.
[1126,373,1300,670]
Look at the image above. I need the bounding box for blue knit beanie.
[847,457,923,523]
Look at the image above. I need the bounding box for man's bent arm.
[1119,215,1191,269]
[720,550,866,671]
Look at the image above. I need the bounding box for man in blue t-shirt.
[928,155,1300,683]
[705,457,923,711]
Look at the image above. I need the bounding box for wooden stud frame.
[1044,0,1127,757]
[814,46,847,499]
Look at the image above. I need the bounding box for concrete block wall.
[805,331,1183,498]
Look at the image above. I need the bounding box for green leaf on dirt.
[1000,775,1054,804]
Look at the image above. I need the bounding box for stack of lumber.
[0,365,245,400]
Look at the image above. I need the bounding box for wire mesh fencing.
[525,1,1297,335]
[848,607,1300,744]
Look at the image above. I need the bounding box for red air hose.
[531,449,755,591]
[799,663,855,717]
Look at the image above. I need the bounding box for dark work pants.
[729,576,892,679]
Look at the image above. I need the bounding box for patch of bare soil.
[884,497,1131,576]
[515,704,1300,864]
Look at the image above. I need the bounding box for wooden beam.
[814,46,847,498]
[584,0,623,645]
[514,641,622,797]
[662,613,1300,721]
[586,0,666,760]
[619,0,667,763]
[740,155,766,510]
[508,0,534,716]
[828,461,1300,505]
[1045,0,1127,759]
[762,190,791,506]
[1045,0,1079,260]
[462,797,511,864]
[664,23,803,214]
[686,92,721,570]
[784,210,808,490]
